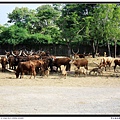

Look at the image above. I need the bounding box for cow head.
[11,50,22,57]
[72,49,79,59]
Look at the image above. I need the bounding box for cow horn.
[72,49,75,54]
[23,51,28,56]
[18,50,22,56]
[6,68,15,73]
[11,51,16,56]
[5,50,8,53]
[72,49,79,54]
[76,49,79,54]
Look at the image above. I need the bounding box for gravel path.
[0,86,120,115]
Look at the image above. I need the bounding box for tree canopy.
[0,3,120,57]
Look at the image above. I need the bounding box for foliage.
[0,25,29,46]
[0,3,120,56]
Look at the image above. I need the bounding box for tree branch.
[77,26,85,35]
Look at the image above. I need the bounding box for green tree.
[36,5,60,30]
[57,4,83,56]
[8,7,38,34]
[84,3,120,57]
[0,25,29,47]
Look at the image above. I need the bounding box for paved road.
[0,86,120,115]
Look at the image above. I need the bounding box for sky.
[0,3,48,25]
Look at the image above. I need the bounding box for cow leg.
[20,72,24,79]
[49,64,53,72]
[77,66,80,69]
[35,67,39,74]
[108,63,111,71]
[29,71,33,79]
[56,66,61,72]
[85,65,88,70]
[33,71,36,79]
[66,64,71,71]
[30,68,36,79]
[104,64,107,71]
[114,65,117,72]
[59,66,62,72]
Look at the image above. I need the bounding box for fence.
[0,43,120,57]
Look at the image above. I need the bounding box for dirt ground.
[0,57,120,114]
[0,57,120,87]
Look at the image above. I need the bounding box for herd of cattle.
[0,49,120,79]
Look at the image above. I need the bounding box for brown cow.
[31,59,45,74]
[52,57,71,72]
[8,54,40,70]
[15,61,36,79]
[1,57,8,72]
[70,58,88,70]
[114,59,120,72]
[11,50,22,56]
[8,56,16,70]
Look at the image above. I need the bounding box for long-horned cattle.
[15,61,36,79]
[52,57,71,72]
[8,50,23,70]
[114,59,120,72]
[69,58,88,70]
[8,50,41,70]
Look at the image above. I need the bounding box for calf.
[89,67,104,75]
[114,59,120,72]
[15,61,36,79]
[74,67,87,77]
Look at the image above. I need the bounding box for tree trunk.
[67,41,71,57]
[107,41,111,56]
[114,40,117,58]
[95,40,99,54]
[91,40,96,58]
